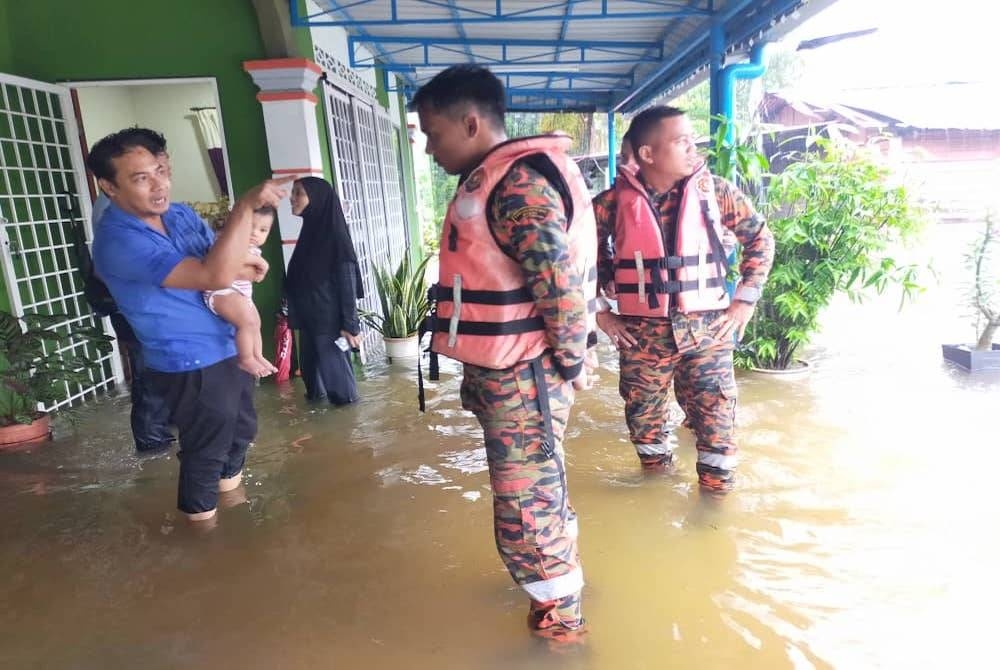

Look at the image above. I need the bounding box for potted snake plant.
[361,252,431,362]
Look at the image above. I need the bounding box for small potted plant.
[942,212,1000,371]
[361,252,431,362]
[0,310,114,447]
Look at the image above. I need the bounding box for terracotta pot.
[0,414,51,449]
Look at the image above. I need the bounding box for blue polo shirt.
[93,201,236,373]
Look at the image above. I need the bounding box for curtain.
[193,107,228,197]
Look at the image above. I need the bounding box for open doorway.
[66,78,237,388]
[69,78,234,220]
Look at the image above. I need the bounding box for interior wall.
[76,82,223,203]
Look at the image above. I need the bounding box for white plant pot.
[384,335,419,362]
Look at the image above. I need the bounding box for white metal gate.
[0,73,122,410]
[321,81,411,355]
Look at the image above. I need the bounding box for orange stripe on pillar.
[243,58,322,74]
[256,91,318,104]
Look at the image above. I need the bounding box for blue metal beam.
[396,86,610,101]
[546,0,575,95]
[294,0,711,27]
[446,0,476,65]
[506,89,618,99]
[614,0,705,113]
[508,96,600,107]
[614,0,732,112]
[508,104,598,112]
[725,0,805,49]
[497,71,635,85]
[297,0,420,95]
[613,0,805,113]
[349,35,663,50]
[391,71,632,95]
[616,46,712,112]
[303,0,811,114]
[354,45,663,70]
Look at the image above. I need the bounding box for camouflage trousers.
[618,316,739,491]
[460,352,583,628]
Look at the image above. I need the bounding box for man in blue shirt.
[88,142,177,454]
[89,127,290,522]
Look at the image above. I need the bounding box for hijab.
[286,177,364,299]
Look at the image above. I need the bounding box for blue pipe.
[718,41,771,144]
[713,41,770,303]
[607,111,617,188]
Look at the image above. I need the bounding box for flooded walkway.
[1,223,997,669]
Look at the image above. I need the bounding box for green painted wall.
[1,0,424,356]
[3,0,284,357]
[0,0,13,74]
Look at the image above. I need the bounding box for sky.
[780,0,996,92]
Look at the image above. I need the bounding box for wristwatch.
[733,283,762,304]
[595,295,613,313]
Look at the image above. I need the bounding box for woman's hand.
[341,330,360,349]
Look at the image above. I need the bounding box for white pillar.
[243,58,325,268]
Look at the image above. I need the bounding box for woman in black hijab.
[286,177,363,405]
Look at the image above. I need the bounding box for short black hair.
[626,106,685,151]
[253,206,276,217]
[86,127,167,183]
[620,128,633,154]
[408,65,506,129]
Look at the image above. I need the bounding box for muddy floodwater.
[1,222,997,669]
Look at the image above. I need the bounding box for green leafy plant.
[736,134,925,370]
[0,310,114,425]
[964,211,1000,351]
[705,115,769,197]
[360,252,431,339]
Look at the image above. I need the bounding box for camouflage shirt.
[592,172,774,351]
[460,157,588,382]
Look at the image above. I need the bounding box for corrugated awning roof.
[294,0,838,113]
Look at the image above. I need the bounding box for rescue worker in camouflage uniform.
[593,106,774,492]
[413,65,598,643]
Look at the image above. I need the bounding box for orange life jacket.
[429,134,598,370]
[613,163,731,315]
